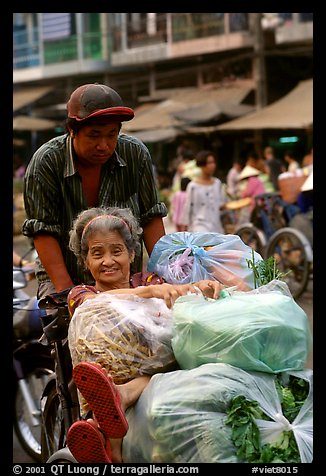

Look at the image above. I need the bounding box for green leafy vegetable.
[246,249,290,288]
[278,375,309,422]
[225,396,265,461]
[225,375,309,463]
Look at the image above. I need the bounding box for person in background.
[65,206,222,463]
[302,147,313,168]
[263,146,286,191]
[13,250,34,269]
[180,150,226,233]
[239,150,274,194]
[171,149,200,193]
[226,157,243,199]
[22,83,168,299]
[289,170,313,247]
[13,250,35,281]
[13,154,26,178]
[170,177,191,231]
[283,149,300,172]
[237,164,266,218]
[239,165,266,205]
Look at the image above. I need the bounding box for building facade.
[13,13,313,174]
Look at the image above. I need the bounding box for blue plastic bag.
[147,231,263,290]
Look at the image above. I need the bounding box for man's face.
[72,121,121,166]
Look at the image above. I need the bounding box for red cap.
[67,83,134,122]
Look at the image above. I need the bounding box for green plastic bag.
[171,280,312,374]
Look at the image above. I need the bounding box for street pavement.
[12,220,313,463]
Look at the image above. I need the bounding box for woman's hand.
[194,280,222,299]
[137,280,222,308]
[148,283,201,308]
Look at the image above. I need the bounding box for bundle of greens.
[122,363,313,463]
[225,374,310,463]
[246,249,289,288]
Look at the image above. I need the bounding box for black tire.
[235,224,266,258]
[266,227,312,299]
[13,358,54,463]
[41,384,66,463]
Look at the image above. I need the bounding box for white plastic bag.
[68,293,176,385]
[122,363,313,463]
[255,369,313,463]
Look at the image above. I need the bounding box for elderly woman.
[66,206,222,464]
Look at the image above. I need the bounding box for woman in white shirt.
[181,150,225,233]
[284,149,300,173]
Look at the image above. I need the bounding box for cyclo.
[223,192,313,300]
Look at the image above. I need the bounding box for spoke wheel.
[236,225,266,258]
[14,362,54,462]
[41,385,66,462]
[266,228,312,299]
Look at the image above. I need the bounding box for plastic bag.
[255,369,313,464]
[171,280,312,374]
[122,363,313,463]
[68,293,177,412]
[147,231,263,290]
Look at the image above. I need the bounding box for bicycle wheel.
[235,224,266,257]
[41,384,66,462]
[14,361,54,463]
[46,447,77,463]
[266,227,312,299]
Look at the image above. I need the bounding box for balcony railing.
[171,13,250,42]
[13,13,312,70]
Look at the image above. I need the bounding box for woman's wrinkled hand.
[194,280,222,299]
[149,282,201,308]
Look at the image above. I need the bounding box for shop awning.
[122,80,254,133]
[122,98,185,131]
[128,127,178,143]
[216,79,313,130]
[13,115,58,131]
[172,99,254,124]
[13,86,54,112]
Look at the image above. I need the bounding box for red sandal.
[67,420,112,463]
[73,362,128,439]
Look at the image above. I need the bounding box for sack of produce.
[172,280,312,373]
[147,231,263,291]
[122,363,313,463]
[68,293,177,414]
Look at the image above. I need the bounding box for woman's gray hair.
[69,207,143,267]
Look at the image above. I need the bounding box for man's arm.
[33,234,74,291]
[142,216,166,256]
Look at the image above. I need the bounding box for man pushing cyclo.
[23,82,224,463]
[23,83,312,464]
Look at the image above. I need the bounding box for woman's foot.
[67,420,112,463]
[73,362,129,439]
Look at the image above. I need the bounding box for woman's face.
[85,230,134,291]
[203,155,216,175]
